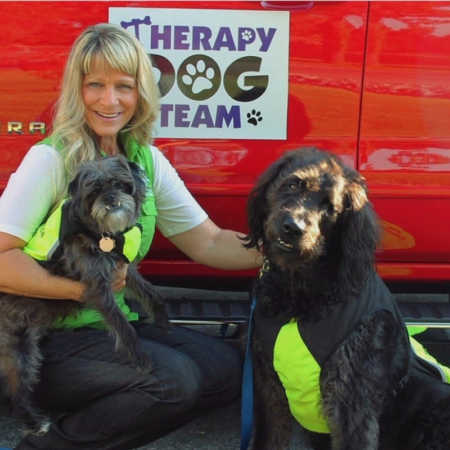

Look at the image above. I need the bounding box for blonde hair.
[52,23,160,180]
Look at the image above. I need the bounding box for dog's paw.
[25,416,51,436]
[35,419,51,436]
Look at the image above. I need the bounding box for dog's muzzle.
[276,214,306,252]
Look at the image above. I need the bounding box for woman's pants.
[15,322,241,450]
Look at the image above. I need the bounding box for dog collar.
[258,258,271,279]
[96,225,142,263]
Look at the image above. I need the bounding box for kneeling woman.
[0,23,261,450]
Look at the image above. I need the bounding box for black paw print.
[247,110,263,126]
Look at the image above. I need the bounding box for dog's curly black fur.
[0,155,168,435]
[244,147,450,450]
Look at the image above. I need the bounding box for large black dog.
[243,147,450,450]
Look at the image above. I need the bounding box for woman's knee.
[143,350,202,411]
[193,338,242,408]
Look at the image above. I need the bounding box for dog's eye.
[111,181,133,194]
[90,181,102,194]
[321,197,334,213]
[286,179,306,192]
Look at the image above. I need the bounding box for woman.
[0,23,261,450]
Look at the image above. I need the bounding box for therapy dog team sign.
[109,8,289,140]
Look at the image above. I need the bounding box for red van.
[1,1,450,331]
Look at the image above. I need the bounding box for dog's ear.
[337,170,380,294]
[127,161,147,202]
[66,164,95,221]
[67,159,100,199]
[244,153,293,250]
[344,174,369,212]
[244,184,268,251]
[68,170,83,198]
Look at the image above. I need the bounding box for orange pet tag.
[99,236,115,252]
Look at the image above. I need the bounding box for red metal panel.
[360,2,450,281]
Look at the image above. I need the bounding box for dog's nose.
[282,216,304,235]
[104,193,121,208]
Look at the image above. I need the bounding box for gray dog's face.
[263,152,368,268]
[68,155,147,234]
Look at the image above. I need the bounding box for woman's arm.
[169,218,262,270]
[0,232,84,301]
[0,232,127,300]
[151,147,261,270]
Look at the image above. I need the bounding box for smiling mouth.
[95,112,122,119]
[276,238,294,252]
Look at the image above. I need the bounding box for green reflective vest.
[25,133,157,329]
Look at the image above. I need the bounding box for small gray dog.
[0,155,168,434]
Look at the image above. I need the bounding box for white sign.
[109,8,289,140]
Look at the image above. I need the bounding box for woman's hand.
[112,262,129,292]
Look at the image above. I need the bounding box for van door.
[359,2,450,282]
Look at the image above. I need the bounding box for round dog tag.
[99,236,115,252]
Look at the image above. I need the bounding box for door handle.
[261,1,314,10]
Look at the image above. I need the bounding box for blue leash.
[240,293,257,450]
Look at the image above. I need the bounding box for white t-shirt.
[0,143,208,242]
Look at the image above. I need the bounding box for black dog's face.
[68,155,147,234]
[250,148,370,270]
[264,159,343,265]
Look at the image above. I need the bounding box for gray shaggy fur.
[0,155,168,435]
[244,147,450,450]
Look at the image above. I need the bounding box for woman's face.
[82,58,138,146]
